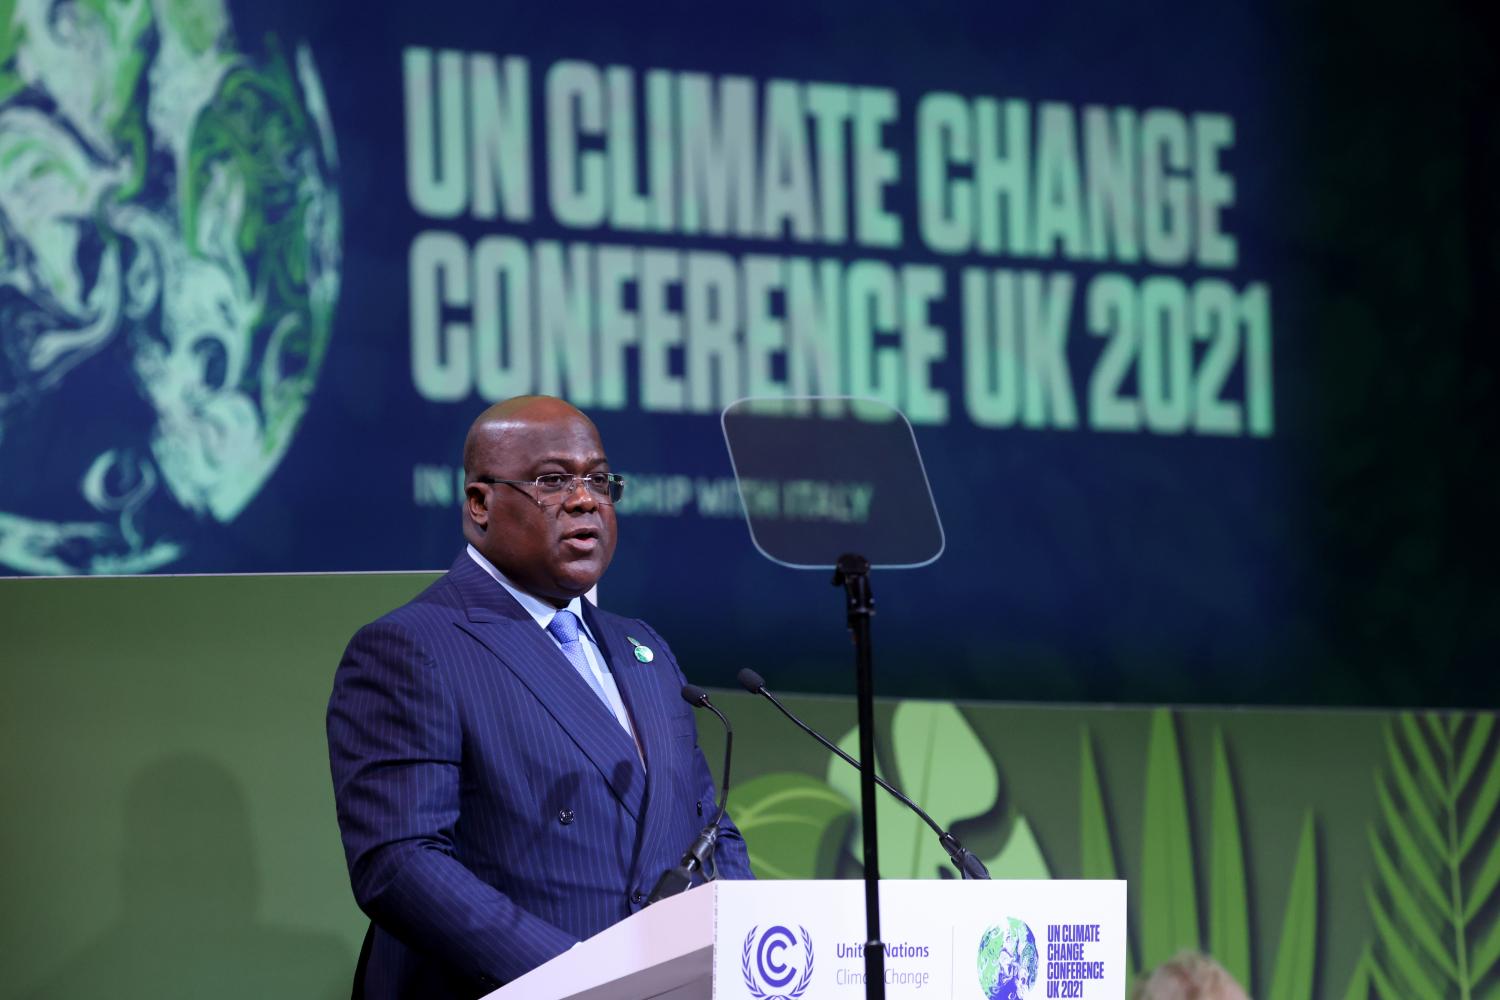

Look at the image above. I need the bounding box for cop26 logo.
[741,924,814,1000]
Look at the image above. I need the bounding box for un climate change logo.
[0,1,340,575]
[978,918,1040,1000]
[741,924,813,1000]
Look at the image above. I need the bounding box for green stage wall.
[2,574,1495,998]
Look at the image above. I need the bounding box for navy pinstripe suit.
[327,552,751,998]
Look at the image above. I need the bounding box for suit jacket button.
[558,808,575,825]
[631,891,645,905]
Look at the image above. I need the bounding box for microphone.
[737,668,990,880]
[646,684,735,903]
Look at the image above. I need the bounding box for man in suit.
[327,396,751,998]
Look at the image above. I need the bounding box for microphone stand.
[736,668,990,880]
[833,552,885,1000]
[646,686,733,903]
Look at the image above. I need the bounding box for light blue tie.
[547,609,612,707]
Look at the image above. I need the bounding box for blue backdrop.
[1,0,1493,708]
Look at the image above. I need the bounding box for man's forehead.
[471,414,607,465]
[481,412,600,443]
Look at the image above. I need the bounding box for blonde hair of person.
[1130,951,1251,1000]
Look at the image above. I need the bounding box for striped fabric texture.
[327,552,751,998]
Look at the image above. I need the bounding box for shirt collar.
[466,544,592,638]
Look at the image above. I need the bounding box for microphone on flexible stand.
[646,684,735,903]
[736,668,990,880]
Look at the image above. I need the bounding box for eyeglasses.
[475,473,626,506]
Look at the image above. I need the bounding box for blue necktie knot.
[547,609,581,645]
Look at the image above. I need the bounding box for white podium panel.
[488,879,1126,1000]
[484,886,716,1000]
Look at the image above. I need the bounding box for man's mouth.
[560,526,600,551]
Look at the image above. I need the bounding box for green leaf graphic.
[828,720,917,878]
[1461,758,1500,859]
[829,721,896,867]
[1079,727,1118,880]
[1366,712,1500,1000]
[1404,714,1447,802]
[828,701,1001,879]
[1342,946,1373,1000]
[1369,829,1454,977]
[1472,916,1500,983]
[1457,716,1495,794]
[1080,712,1320,992]
[1078,726,1129,978]
[732,772,853,880]
[1386,724,1446,855]
[1266,811,1318,1000]
[1367,884,1442,1000]
[1469,837,1500,923]
[1365,947,1403,1000]
[1209,730,1251,994]
[889,700,1001,875]
[1428,714,1455,762]
[1374,775,1446,912]
[983,814,1051,879]
[1140,709,1200,970]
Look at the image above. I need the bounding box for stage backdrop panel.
[4,572,1496,999]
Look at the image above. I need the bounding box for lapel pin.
[626,636,655,663]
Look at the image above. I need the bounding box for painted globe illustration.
[0,0,340,574]
[978,918,1040,1000]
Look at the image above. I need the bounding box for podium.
[485,879,1126,999]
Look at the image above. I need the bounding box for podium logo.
[741,924,813,999]
[977,918,1040,999]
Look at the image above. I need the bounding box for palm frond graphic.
[1364,712,1500,1000]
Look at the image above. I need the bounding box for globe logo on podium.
[0,2,340,575]
[978,918,1040,999]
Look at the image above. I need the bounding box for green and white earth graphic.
[0,0,339,574]
[977,918,1040,1000]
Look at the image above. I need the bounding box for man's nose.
[561,477,599,510]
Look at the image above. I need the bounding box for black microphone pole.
[736,668,991,880]
[833,553,884,1000]
[646,684,733,904]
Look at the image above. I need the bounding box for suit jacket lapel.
[448,554,647,822]
[586,604,680,886]
[585,606,673,779]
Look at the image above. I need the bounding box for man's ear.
[465,484,490,532]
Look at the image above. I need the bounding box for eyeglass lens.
[536,475,623,504]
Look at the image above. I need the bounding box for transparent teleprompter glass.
[720,396,945,570]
